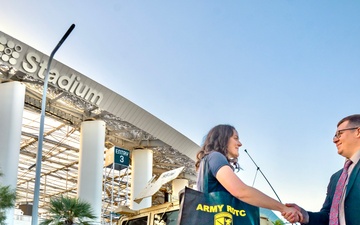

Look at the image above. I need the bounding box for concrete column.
[130,149,153,210]
[172,179,188,201]
[77,120,106,224]
[0,81,26,225]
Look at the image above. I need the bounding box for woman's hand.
[281,204,303,223]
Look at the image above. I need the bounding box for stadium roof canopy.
[0,31,199,218]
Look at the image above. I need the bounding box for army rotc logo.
[214,212,233,225]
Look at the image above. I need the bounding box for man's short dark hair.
[337,114,360,127]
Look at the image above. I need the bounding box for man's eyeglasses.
[334,127,359,139]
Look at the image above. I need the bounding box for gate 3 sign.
[114,147,130,166]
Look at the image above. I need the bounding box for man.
[284,114,360,225]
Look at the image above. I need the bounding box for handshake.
[281,203,309,224]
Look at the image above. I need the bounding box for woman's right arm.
[216,165,302,222]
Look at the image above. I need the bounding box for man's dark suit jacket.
[306,160,360,225]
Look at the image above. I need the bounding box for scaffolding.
[102,147,131,225]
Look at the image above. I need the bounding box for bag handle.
[200,156,210,193]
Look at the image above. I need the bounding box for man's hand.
[283,203,309,224]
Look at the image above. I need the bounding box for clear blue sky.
[2,0,360,214]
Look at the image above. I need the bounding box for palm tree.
[40,195,97,225]
[0,171,17,225]
[272,219,285,225]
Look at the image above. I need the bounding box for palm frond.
[0,172,17,225]
[40,196,97,225]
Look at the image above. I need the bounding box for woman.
[195,124,301,223]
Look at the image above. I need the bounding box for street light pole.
[31,24,75,225]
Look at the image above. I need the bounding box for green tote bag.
[177,157,260,225]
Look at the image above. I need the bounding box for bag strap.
[200,156,210,193]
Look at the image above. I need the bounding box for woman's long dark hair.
[195,124,240,172]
